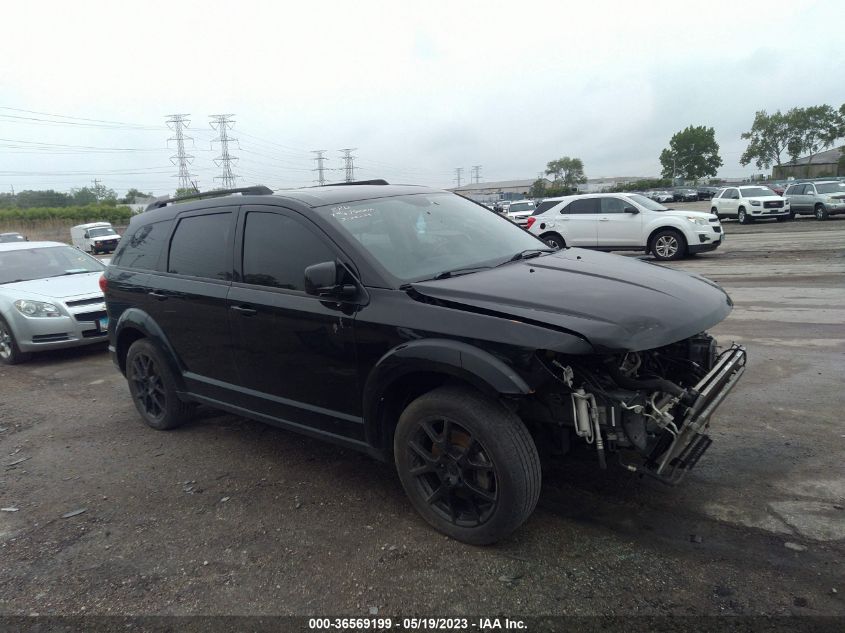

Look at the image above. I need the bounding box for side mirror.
[304,261,357,299]
[623,206,639,214]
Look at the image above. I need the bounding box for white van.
[70,222,121,254]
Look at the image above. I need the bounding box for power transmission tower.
[339,148,357,182]
[311,150,329,185]
[210,114,239,189]
[454,167,464,187]
[471,165,482,184]
[165,114,196,191]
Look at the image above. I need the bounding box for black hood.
[411,248,732,353]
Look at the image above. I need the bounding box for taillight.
[99,274,108,293]
[525,216,536,229]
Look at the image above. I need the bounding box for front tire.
[815,204,829,221]
[651,229,687,261]
[394,386,541,545]
[126,339,193,430]
[738,207,751,224]
[0,316,32,365]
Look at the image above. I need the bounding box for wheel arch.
[646,224,689,253]
[362,339,531,458]
[113,308,185,390]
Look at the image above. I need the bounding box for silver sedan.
[0,241,108,364]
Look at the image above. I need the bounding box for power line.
[454,167,464,187]
[0,106,166,130]
[210,114,239,189]
[339,148,357,183]
[166,114,196,191]
[311,150,329,185]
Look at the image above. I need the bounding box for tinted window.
[168,213,232,280]
[804,184,816,194]
[600,197,626,213]
[242,212,335,291]
[112,220,170,271]
[784,185,796,195]
[533,200,561,215]
[567,198,600,214]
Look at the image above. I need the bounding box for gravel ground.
[0,218,843,617]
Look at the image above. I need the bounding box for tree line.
[529,102,844,194]
[0,186,153,209]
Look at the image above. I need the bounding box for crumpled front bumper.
[637,344,747,484]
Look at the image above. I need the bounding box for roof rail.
[322,179,389,187]
[145,186,273,211]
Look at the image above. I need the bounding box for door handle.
[148,291,168,300]
[230,305,257,316]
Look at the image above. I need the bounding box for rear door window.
[167,212,233,280]
[112,220,171,271]
[533,200,561,215]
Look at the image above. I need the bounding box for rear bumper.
[634,344,747,484]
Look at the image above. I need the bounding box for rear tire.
[540,232,565,250]
[651,229,687,261]
[815,204,829,221]
[0,316,32,365]
[394,386,541,545]
[126,339,193,430]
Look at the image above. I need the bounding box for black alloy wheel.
[406,417,498,528]
[125,339,192,430]
[394,386,541,544]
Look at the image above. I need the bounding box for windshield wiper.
[50,270,95,277]
[430,265,491,280]
[498,248,555,266]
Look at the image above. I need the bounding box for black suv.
[104,183,746,544]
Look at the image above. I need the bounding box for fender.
[362,338,531,450]
[112,307,186,392]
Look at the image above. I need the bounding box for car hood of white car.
[0,272,103,301]
[743,195,785,202]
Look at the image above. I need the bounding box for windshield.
[0,245,105,284]
[626,193,668,211]
[817,182,845,194]
[317,193,546,283]
[740,187,775,198]
[88,227,117,237]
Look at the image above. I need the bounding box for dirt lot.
[1,217,843,617]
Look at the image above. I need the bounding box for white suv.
[526,193,723,261]
[504,200,535,227]
[710,186,790,224]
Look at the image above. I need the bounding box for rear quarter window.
[111,219,172,271]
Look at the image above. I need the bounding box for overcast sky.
[1,0,843,196]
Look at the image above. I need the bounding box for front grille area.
[66,297,104,308]
[73,309,107,323]
[32,333,70,343]
[764,200,784,208]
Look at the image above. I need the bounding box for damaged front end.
[525,334,747,484]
